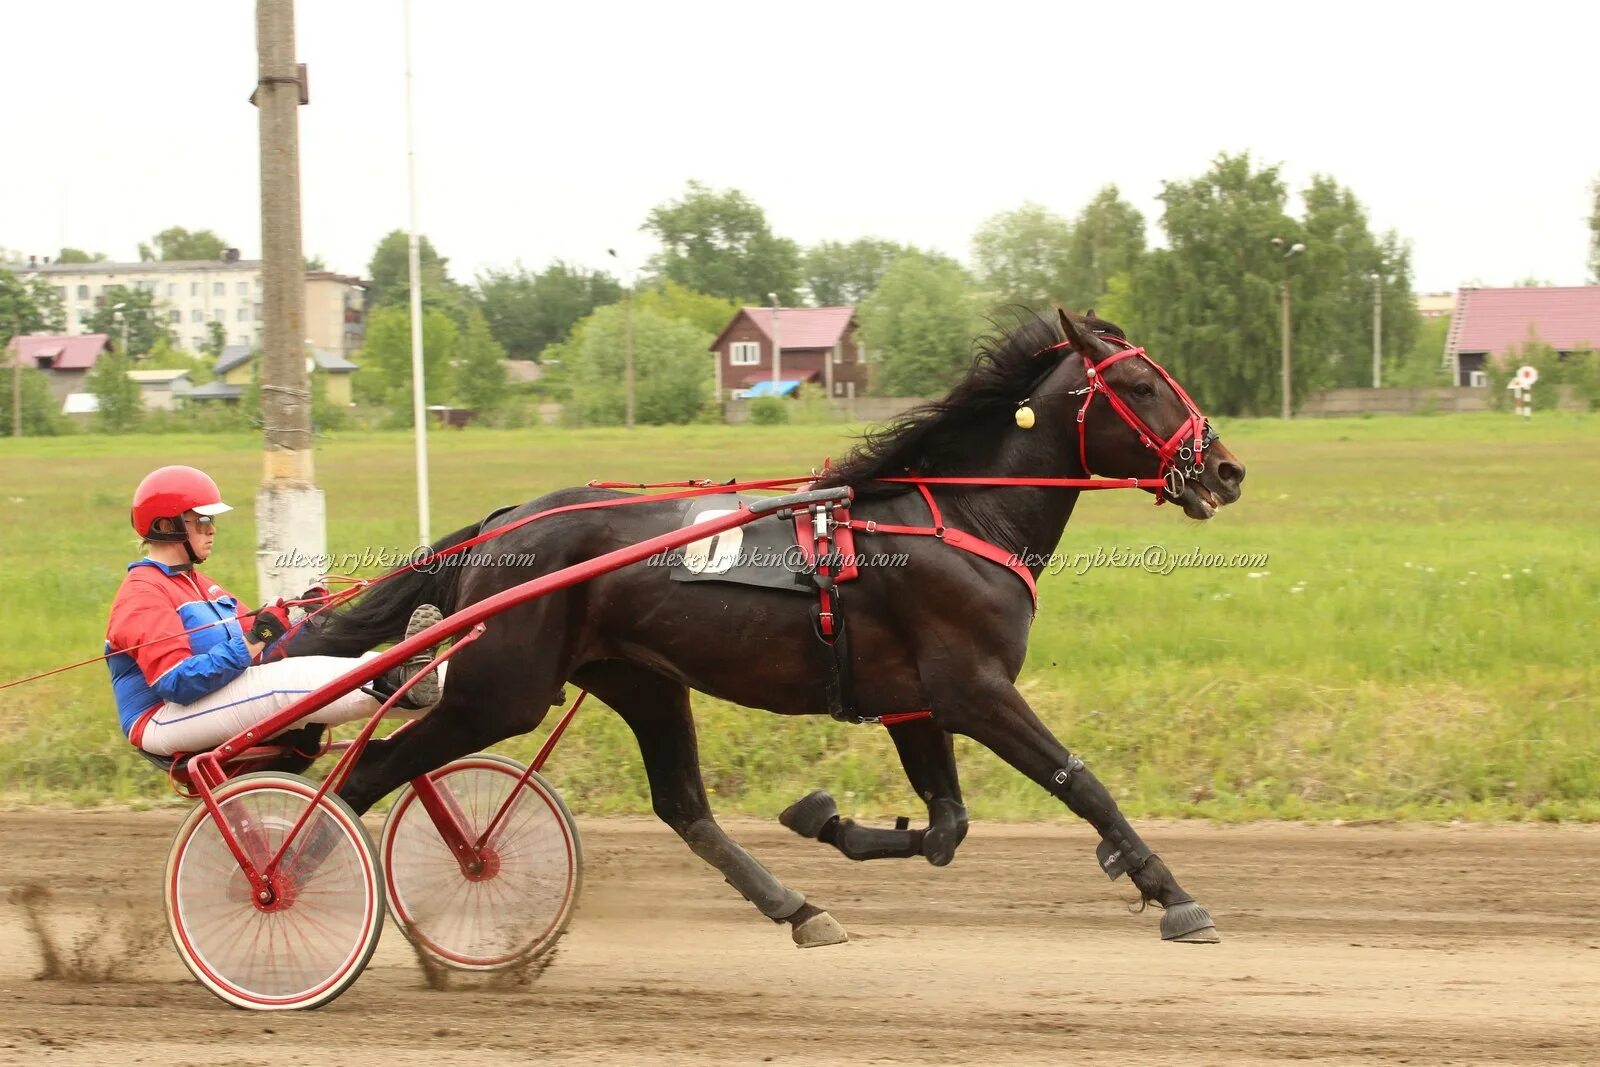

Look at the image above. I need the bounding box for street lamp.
[1270,237,1306,419]
[111,301,130,359]
[606,249,635,429]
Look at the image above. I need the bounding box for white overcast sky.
[4,1,1596,295]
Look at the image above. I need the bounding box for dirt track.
[1,810,1597,1066]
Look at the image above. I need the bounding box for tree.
[357,304,456,406]
[86,350,142,432]
[453,308,509,414]
[365,230,474,325]
[551,305,713,425]
[0,269,66,342]
[641,180,802,304]
[857,252,986,397]
[631,281,739,336]
[202,321,227,360]
[138,227,230,262]
[305,253,327,271]
[802,238,910,306]
[476,260,622,360]
[144,336,214,383]
[0,369,63,437]
[972,202,1075,312]
[55,247,107,264]
[1116,154,1417,414]
[1061,186,1147,308]
[86,285,172,357]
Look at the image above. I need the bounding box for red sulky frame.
[179,487,855,905]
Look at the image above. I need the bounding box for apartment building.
[15,253,365,358]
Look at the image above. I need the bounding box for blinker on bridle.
[1014,333,1216,502]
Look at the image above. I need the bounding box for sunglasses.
[184,515,218,533]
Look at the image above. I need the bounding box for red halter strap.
[1044,336,1213,500]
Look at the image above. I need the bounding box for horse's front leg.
[779,717,969,866]
[934,675,1219,943]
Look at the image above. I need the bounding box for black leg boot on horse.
[781,717,969,866]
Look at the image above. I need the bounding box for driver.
[106,465,447,758]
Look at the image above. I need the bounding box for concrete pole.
[11,329,19,437]
[254,0,326,600]
[623,289,636,429]
[1280,278,1293,420]
[1372,273,1383,389]
[770,292,781,388]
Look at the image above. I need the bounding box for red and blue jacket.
[105,559,251,741]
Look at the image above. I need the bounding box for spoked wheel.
[380,754,582,971]
[165,772,384,1010]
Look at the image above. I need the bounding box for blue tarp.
[739,380,803,398]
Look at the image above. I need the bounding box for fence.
[723,395,932,425]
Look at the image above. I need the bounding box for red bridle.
[1044,335,1215,501]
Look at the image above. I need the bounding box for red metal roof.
[5,333,112,370]
[710,306,854,352]
[1448,287,1600,360]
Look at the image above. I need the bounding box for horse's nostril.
[1218,460,1245,487]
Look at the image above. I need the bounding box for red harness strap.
[843,483,1038,606]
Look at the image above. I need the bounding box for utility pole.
[769,291,781,388]
[1370,272,1383,389]
[253,0,326,599]
[403,0,431,543]
[607,248,635,428]
[1270,237,1305,419]
[10,323,19,438]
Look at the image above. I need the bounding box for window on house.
[77,309,91,324]
[832,347,842,364]
[237,281,249,296]
[77,285,90,300]
[191,282,201,297]
[191,336,205,350]
[730,341,760,366]
[168,310,182,323]
[53,286,66,301]
[237,307,249,322]
[167,283,176,298]
[191,309,203,323]
[253,303,263,321]
[213,281,225,296]
[211,309,224,322]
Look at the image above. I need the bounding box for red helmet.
[131,466,233,541]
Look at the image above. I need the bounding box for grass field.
[1,413,1596,821]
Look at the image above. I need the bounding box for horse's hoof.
[779,790,839,839]
[1161,901,1220,943]
[791,910,849,948]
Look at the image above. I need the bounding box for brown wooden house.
[709,306,867,400]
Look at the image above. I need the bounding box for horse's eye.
[1134,382,1156,399]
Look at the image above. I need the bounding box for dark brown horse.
[290,308,1246,947]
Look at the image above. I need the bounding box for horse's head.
[1053,308,1245,520]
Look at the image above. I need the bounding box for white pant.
[135,654,446,757]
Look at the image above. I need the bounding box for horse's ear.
[1057,307,1096,356]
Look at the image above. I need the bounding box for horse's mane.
[817,308,1125,489]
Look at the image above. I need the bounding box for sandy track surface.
[1,810,1596,1065]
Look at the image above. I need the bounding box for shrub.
[748,396,789,425]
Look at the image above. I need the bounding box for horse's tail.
[286,521,481,658]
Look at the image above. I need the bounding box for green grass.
[2,413,1597,821]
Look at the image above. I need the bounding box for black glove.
[248,602,291,644]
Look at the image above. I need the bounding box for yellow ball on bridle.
[1014,405,1036,430]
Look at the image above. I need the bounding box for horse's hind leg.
[780,718,969,866]
[574,660,847,949]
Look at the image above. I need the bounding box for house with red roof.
[4,333,116,401]
[1444,286,1600,387]
[709,306,867,400]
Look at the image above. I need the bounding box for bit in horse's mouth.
[1179,483,1221,520]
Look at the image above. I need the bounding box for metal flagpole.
[403,0,431,546]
